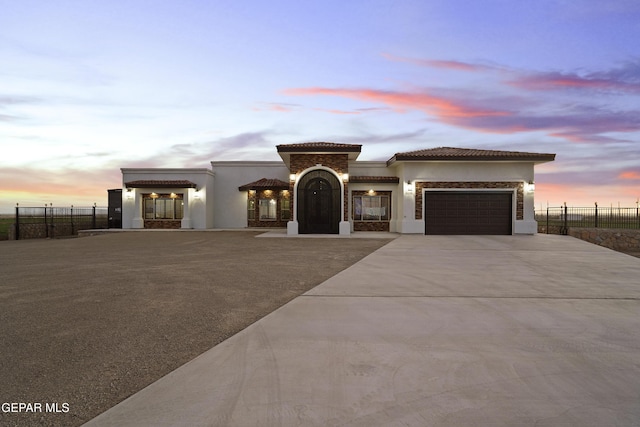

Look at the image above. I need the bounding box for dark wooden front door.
[297,170,341,234]
[305,178,333,233]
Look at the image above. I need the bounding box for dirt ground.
[0,231,390,427]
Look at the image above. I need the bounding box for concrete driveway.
[85,234,640,426]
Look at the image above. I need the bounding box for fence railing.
[535,205,640,234]
[12,205,109,240]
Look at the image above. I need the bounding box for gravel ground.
[0,231,390,427]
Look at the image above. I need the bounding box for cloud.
[0,165,121,210]
[619,171,640,180]
[381,53,493,72]
[284,82,640,143]
[283,87,510,119]
[507,59,640,93]
[313,108,361,115]
[0,95,42,121]
[252,102,304,113]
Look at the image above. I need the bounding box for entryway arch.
[296,168,341,234]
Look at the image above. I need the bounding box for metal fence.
[535,205,640,234]
[12,205,109,240]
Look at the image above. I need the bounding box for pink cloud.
[619,171,640,180]
[283,87,510,119]
[382,53,490,72]
[284,86,630,141]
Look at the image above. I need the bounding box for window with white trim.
[353,195,390,221]
[143,193,184,219]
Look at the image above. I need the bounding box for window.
[281,197,290,220]
[247,198,255,220]
[353,195,389,221]
[259,199,277,220]
[143,193,184,219]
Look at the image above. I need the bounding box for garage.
[424,191,513,235]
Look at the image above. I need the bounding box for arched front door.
[297,170,341,234]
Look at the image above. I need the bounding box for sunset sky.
[2,0,640,213]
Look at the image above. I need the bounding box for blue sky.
[2,0,640,212]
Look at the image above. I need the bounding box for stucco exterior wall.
[121,155,543,234]
[387,161,536,234]
[211,161,289,229]
[121,168,214,229]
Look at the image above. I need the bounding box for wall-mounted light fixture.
[193,189,201,199]
[126,188,134,199]
[341,173,349,182]
[289,173,296,182]
[526,181,535,193]
[405,180,413,194]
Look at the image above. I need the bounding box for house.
[121,142,555,235]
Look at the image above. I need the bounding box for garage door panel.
[425,192,512,235]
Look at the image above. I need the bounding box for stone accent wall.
[289,154,348,175]
[568,228,640,252]
[246,189,290,228]
[144,220,181,229]
[415,182,524,220]
[290,154,349,222]
[352,190,391,232]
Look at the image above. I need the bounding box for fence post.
[563,202,568,235]
[15,204,20,240]
[50,204,54,238]
[92,204,96,229]
[546,206,549,234]
[594,202,598,228]
[44,204,49,238]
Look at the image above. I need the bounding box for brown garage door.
[425,192,512,235]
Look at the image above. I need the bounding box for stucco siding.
[211,161,289,229]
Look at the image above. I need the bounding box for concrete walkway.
[84,234,640,426]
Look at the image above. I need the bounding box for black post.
[546,206,549,234]
[44,205,49,238]
[92,204,96,229]
[71,205,74,235]
[50,204,54,238]
[563,203,568,235]
[15,204,20,240]
[594,202,598,228]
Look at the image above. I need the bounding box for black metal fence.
[12,205,109,240]
[536,205,640,234]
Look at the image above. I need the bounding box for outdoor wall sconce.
[193,189,201,199]
[289,173,296,182]
[405,180,413,194]
[526,181,535,193]
[126,189,133,199]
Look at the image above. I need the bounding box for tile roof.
[387,147,556,165]
[276,142,362,152]
[238,178,290,191]
[125,180,197,188]
[349,176,400,184]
